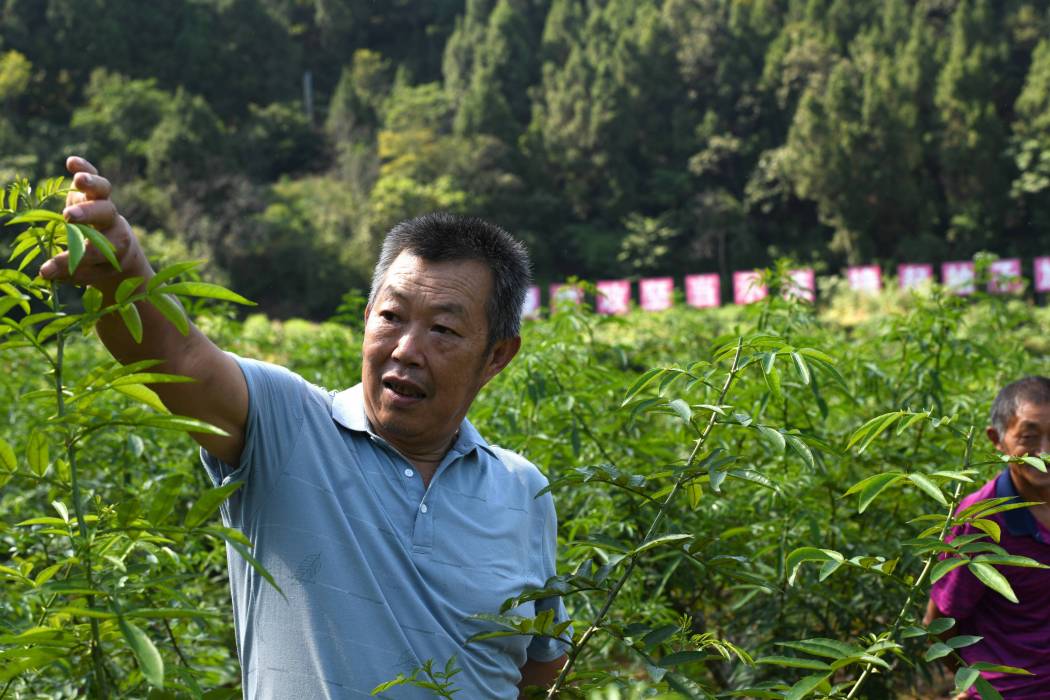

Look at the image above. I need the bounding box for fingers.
[40,253,70,281]
[66,156,99,177]
[64,199,116,230]
[65,157,109,207]
[41,254,116,283]
[72,171,112,200]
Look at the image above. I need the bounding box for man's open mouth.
[383,378,426,399]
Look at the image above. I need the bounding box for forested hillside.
[2,0,1048,317]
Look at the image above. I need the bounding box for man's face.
[989,401,1050,495]
[361,251,519,457]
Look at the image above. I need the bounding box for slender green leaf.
[946,635,982,649]
[161,281,255,306]
[75,223,120,270]
[909,473,948,506]
[82,286,103,314]
[785,674,829,700]
[974,676,1004,700]
[955,667,980,694]
[0,438,14,472]
[622,367,665,405]
[227,540,284,598]
[64,223,85,274]
[5,209,64,225]
[113,384,168,413]
[668,398,692,423]
[115,276,144,304]
[755,655,830,671]
[630,533,693,556]
[930,557,968,584]
[146,261,202,292]
[858,472,904,513]
[119,303,143,343]
[185,482,243,528]
[26,431,48,476]
[791,351,811,385]
[148,292,190,335]
[118,618,164,688]
[968,562,1018,603]
[925,642,953,662]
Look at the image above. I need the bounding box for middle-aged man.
[41,156,570,698]
[925,376,1050,697]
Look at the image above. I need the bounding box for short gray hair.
[990,376,1050,434]
[368,213,532,348]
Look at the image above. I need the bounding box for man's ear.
[364,304,371,322]
[481,336,521,385]
[987,425,1003,451]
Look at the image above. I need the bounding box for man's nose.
[391,326,425,366]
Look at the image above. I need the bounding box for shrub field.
[3,181,1050,699]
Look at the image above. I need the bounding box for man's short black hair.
[990,376,1050,434]
[368,213,532,348]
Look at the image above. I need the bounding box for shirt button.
[420,503,428,514]
[404,468,414,477]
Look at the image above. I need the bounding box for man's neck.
[386,431,460,488]
[1010,472,1050,529]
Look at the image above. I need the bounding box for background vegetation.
[3,0,1050,318]
[2,190,1049,696]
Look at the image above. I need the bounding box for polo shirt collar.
[995,468,1043,541]
[330,383,489,456]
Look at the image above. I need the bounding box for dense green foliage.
[3,1,1050,317]
[4,175,1050,697]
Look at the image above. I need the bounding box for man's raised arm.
[39,156,248,466]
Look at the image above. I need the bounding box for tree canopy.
[2,0,1048,317]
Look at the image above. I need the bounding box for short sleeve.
[199,356,310,526]
[526,489,572,663]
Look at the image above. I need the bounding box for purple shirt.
[930,469,1050,697]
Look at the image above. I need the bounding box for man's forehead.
[384,288,468,316]
[1010,401,1050,428]
[375,253,491,314]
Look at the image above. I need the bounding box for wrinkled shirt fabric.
[201,357,568,699]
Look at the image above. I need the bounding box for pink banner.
[639,277,674,311]
[942,261,975,295]
[898,264,933,290]
[549,283,583,310]
[596,279,631,315]
[521,286,541,319]
[783,268,815,302]
[685,274,720,308]
[847,265,881,295]
[1036,257,1050,293]
[988,258,1022,294]
[733,271,767,305]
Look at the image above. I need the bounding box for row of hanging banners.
[523,257,1050,317]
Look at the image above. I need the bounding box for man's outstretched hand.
[40,156,149,289]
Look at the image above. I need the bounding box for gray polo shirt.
[201,357,568,699]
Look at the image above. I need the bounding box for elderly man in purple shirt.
[926,376,1050,697]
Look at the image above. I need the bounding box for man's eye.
[379,310,399,321]
[433,325,455,335]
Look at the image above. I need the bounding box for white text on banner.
[595,279,631,315]
[733,271,767,305]
[639,277,674,311]
[847,265,881,295]
[898,263,933,289]
[685,274,720,308]
[942,261,975,295]
[988,258,1023,294]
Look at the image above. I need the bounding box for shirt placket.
[409,448,467,553]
